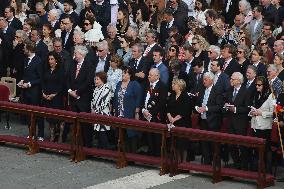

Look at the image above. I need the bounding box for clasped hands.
[43,93,56,101]
[68,90,79,98]
[17,80,30,88]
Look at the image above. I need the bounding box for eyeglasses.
[84,23,91,26]
[260,42,267,46]
[237,51,243,54]
[149,4,156,8]
[256,84,263,86]
[191,43,197,45]
[169,48,176,52]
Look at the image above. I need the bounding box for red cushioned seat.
[0,85,9,101]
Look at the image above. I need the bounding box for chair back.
[0,77,16,98]
[0,83,10,101]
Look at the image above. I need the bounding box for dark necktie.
[232,88,238,101]
[134,59,138,69]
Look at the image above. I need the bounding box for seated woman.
[167,79,192,162]
[91,72,113,149]
[250,76,275,173]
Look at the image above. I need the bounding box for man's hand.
[135,72,145,78]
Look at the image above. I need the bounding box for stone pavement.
[0,114,284,189]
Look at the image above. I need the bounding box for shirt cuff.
[68,89,72,93]
[205,106,208,111]
[28,82,31,87]
[234,107,237,113]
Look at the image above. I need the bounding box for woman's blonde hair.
[172,79,186,92]
[193,35,210,51]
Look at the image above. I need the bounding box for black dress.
[167,91,192,150]
[278,70,284,82]
[42,66,65,123]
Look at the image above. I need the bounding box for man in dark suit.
[67,45,94,147]
[181,45,196,92]
[61,15,75,53]
[129,43,149,91]
[251,50,267,77]
[190,60,205,96]
[30,28,48,64]
[4,6,22,30]
[93,40,110,73]
[204,45,221,72]
[267,64,283,98]
[210,59,230,95]
[225,72,251,170]
[93,0,111,37]
[143,30,163,68]
[243,65,257,101]
[221,44,241,77]
[0,16,14,77]
[261,0,278,25]
[159,8,179,47]
[59,0,79,25]
[18,40,44,140]
[222,0,240,26]
[52,37,73,76]
[196,72,224,164]
[35,2,49,26]
[204,9,218,45]
[142,68,168,156]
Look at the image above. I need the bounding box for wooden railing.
[0,101,276,188]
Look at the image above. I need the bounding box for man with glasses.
[204,45,220,72]
[94,40,110,73]
[35,2,49,26]
[273,40,284,55]
[225,72,251,170]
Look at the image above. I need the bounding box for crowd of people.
[2,0,284,173]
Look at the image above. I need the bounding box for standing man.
[67,45,94,147]
[225,72,250,170]
[151,48,169,86]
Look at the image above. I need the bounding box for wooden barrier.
[170,127,275,189]
[0,101,77,160]
[77,112,169,175]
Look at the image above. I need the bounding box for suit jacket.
[205,25,218,45]
[214,72,231,96]
[253,62,267,77]
[67,59,94,112]
[143,43,163,68]
[93,54,111,73]
[222,0,240,26]
[223,58,241,77]
[152,62,169,86]
[159,20,178,47]
[113,80,142,119]
[61,28,75,53]
[247,19,263,45]
[225,86,250,130]
[243,79,256,102]
[144,80,168,123]
[263,4,278,25]
[8,17,23,30]
[11,43,25,81]
[22,55,42,106]
[36,40,48,63]
[129,56,149,87]
[190,71,204,95]
[196,85,224,130]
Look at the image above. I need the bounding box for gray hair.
[147,29,158,40]
[36,2,44,8]
[16,30,28,41]
[73,30,85,40]
[237,44,250,59]
[208,45,220,56]
[97,40,109,52]
[74,45,88,57]
[150,68,160,78]
[246,65,257,74]
[268,64,278,72]
[203,72,215,81]
[107,23,117,32]
[49,9,59,19]
[128,25,138,34]
[234,72,244,84]
[239,0,251,15]
[132,43,144,53]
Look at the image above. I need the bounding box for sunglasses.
[149,4,156,8]
[256,84,263,86]
[169,48,176,52]
[84,23,91,26]
[260,42,267,46]
[237,51,243,54]
[191,43,197,45]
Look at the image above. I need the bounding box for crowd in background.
[2,0,284,173]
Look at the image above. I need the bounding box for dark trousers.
[147,132,161,156]
[97,131,110,149]
[228,119,249,169]
[200,119,219,165]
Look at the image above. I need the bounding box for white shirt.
[143,80,158,112]
[96,56,107,73]
[201,85,213,119]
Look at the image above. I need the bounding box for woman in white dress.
[91,72,113,149]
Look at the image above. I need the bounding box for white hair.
[73,30,85,40]
[233,72,244,84]
[150,68,160,78]
[49,9,59,19]
[203,72,215,81]
[239,0,252,15]
[209,45,221,56]
[74,45,88,57]
[97,40,109,52]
